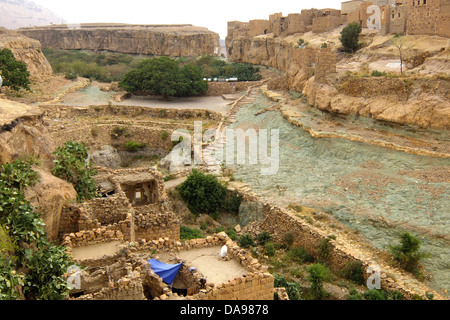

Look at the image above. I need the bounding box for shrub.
[318,237,333,261]
[125,141,146,152]
[340,261,365,285]
[363,289,387,300]
[265,242,276,257]
[0,48,31,91]
[180,226,204,241]
[257,231,271,245]
[371,70,387,77]
[226,227,238,241]
[307,263,331,299]
[388,232,427,276]
[238,233,255,248]
[346,288,364,300]
[282,232,294,248]
[177,169,229,216]
[161,131,169,140]
[340,22,362,53]
[52,141,98,202]
[273,275,302,300]
[287,246,314,263]
[110,126,127,140]
[223,190,243,215]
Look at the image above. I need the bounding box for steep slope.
[19,23,220,57]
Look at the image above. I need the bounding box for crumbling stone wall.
[314,47,337,83]
[236,192,445,300]
[312,15,342,33]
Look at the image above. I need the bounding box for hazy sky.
[31,0,342,39]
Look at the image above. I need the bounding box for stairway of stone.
[202,84,263,175]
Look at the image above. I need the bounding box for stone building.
[226,0,449,46]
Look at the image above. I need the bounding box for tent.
[148,259,182,286]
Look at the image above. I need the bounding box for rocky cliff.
[0,27,53,78]
[19,23,220,57]
[0,99,77,241]
[226,27,450,130]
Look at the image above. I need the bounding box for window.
[398,13,401,18]
[423,0,427,4]
[392,13,395,19]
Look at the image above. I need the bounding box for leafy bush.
[340,22,362,53]
[318,236,333,261]
[0,160,74,300]
[177,169,240,217]
[340,261,365,285]
[389,232,427,276]
[282,232,294,248]
[307,263,331,299]
[265,242,276,257]
[287,246,314,263]
[180,225,204,241]
[371,70,387,77]
[273,275,302,300]
[0,48,31,91]
[52,141,98,202]
[346,288,364,300]
[226,227,238,241]
[238,233,255,248]
[124,141,147,152]
[257,231,271,245]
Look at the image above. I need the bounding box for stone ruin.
[58,167,274,300]
[227,0,450,39]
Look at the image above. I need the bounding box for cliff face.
[0,99,77,241]
[19,24,220,57]
[0,28,53,78]
[226,29,450,130]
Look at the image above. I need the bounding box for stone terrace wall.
[238,193,445,300]
[205,81,266,96]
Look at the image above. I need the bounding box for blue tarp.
[148,259,182,285]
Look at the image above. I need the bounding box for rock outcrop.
[19,23,220,57]
[0,27,53,78]
[226,25,450,130]
[0,99,77,241]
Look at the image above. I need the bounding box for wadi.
[0,0,449,302]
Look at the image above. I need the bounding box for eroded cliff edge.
[226,28,450,130]
[19,23,220,57]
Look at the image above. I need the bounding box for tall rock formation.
[0,27,53,78]
[19,23,220,57]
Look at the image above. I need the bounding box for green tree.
[177,169,227,215]
[0,48,30,91]
[340,22,362,53]
[119,56,207,100]
[307,263,330,299]
[389,232,427,276]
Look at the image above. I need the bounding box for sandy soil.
[70,241,123,260]
[160,246,249,285]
